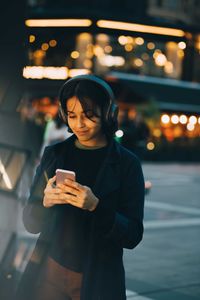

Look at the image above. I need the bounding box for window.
[0,145,27,193]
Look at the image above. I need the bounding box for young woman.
[17,75,145,300]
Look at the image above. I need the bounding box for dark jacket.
[17,134,144,300]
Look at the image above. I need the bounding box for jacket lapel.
[92,139,121,199]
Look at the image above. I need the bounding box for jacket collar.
[54,134,121,198]
[57,134,120,165]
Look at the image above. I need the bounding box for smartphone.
[56,169,76,185]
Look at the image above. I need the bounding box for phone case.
[56,169,76,185]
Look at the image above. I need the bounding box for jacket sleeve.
[94,156,145,249]
[23,147,56,234]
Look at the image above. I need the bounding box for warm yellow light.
[125,44,133,51]
[86,49,94,58]
[189,115,197,124]
[198,117,200,124]
[118,35,128,45]
[135,37,144,45]
[23,66,68,80]
[179,115,188,124]
[79,32,92,40]
[49,39,57,47]
[155,53,167,66]
[153,49,161,59]
[161,114,170,124]
[178,41,186,49]
[71,51,80,59]
[41,43,49,51]
[187,123,195,131]
[68,69,91,77]
[104,45,112,53]
[171,115,179,124]
[83,59,93,69]
[29,35,35,43]
[164,61,173,74]
[25,19,92,27]
[167,41,177,50]
[115,130,124,138]
[99,55,125,67]
[93,45,104,57]
[178,49,184,58]
[147,42,155,50]
[97,33,109,42]
[153,128,162,137]
[147,142,155,150]
[134,58,143,67]
[97,20,185,37]
[127,36,134,43]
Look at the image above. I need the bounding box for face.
[66,96,106,146]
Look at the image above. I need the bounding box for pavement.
[124,163,200,300]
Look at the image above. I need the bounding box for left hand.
[57,179,99,211]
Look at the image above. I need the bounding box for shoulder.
[40,135,75,167]
[43,135,75,155]
[115,141,141,166]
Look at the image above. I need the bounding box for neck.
[75,136,107,149]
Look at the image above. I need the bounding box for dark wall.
[29,0,148,20]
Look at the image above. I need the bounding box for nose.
[76,115,85,128]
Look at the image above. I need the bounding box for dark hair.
[60,79,117,137]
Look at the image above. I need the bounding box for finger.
[44,197,68,207]
[64,179,85,191]
[47,176,56,186]
[57,183,80,196]
[44,187,61,194]
[66,198,84,209]
[59,192,77,201]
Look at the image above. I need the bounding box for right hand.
[43,176,69,208]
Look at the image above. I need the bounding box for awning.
[106,71,200,113]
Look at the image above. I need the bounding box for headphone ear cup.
[107,103,119,131]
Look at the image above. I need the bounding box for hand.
[57,179,99,211]
[43,176,75,208]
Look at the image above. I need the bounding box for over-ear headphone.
[58,74,118,135]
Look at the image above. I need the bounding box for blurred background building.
[22,0,200,162]
[0,1,200,298]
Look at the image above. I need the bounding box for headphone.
[58,74,119,134]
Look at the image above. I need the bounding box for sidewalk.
[124,162,200,300]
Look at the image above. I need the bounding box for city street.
[124,163,200,300]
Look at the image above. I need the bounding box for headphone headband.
[58,74,118,136]
[59,74,115,107]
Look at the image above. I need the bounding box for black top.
[49,140,108,272]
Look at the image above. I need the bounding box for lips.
[76,130,89,135]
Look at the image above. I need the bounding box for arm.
[94,157,145,249]
[23,147,56,234]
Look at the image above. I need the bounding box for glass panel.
[0,148,26,192]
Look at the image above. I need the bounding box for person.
[39,112,73,158]
[120,112,150,159]
[16,74,145,300]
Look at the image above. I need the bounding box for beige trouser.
[34,256,82,300]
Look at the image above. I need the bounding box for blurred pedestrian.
[39,113,72,158]
[16,74,145,300]
[121,113,150,159]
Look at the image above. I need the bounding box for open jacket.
[17,134,145,300]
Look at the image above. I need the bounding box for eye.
[84,110,94,118]
[67,112,76,119]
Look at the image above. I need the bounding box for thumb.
[48,175,56,185]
